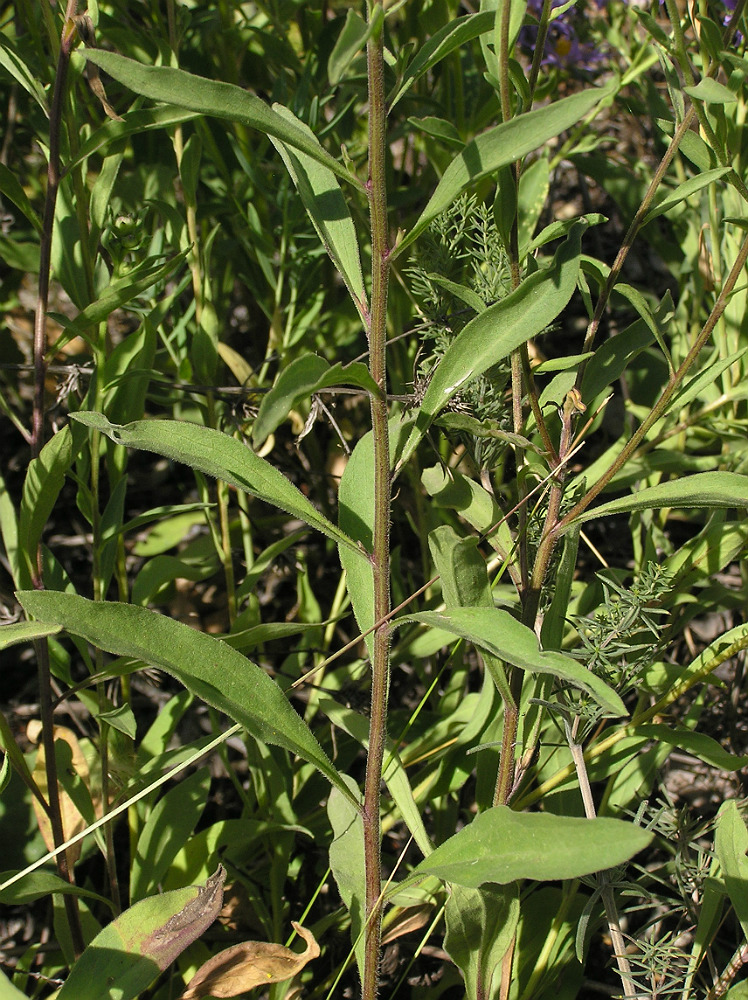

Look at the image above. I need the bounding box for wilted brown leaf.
[381,904,433,946]
[180,921,319,999]
[143,865,227,971]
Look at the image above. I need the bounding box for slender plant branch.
[575,0,746,382]
[527,0,552,103]
[362,6,392,998]
[555,228,748,536]
[705,942,748,1000]
[567,718,636,998]
[493,0,527,813]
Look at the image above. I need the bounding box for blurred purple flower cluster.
[720,0,742,41]
[518,0,608,74]
[518,0,742,75]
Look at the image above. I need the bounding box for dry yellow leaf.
[180,922,320,999]
[381,903,433,946]
[28,722,94,868]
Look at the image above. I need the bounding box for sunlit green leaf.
[0,621,61,649]
[69,413,364,558]
[397,227,583,469]
[407,807,652,887]
[84,51,359,188]
[572,472,748,526]
[269,105,367,319]
[389,13,494,110]
[19,427,75,589]
[394,82,616,257]
[444,883,519,1000]
[715,801,748,944]
[17,592,357,808]
[634,725,748,771]
[253,357,377,448]
[397,607,625,716]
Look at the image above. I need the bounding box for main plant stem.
[362,7,391,999]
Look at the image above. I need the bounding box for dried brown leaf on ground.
[180,922,319,999]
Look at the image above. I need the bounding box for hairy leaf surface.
[17,592,357,806]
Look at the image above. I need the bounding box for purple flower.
[518,0,608,73]
[719,0,743,41]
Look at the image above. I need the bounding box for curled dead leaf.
[72,15,124,121]
[180,921,319,999]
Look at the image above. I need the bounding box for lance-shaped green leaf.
[328,9,369,84]
[0,621,61,649]
[17,592,358,808]
[393,81,616,259]
[669,347,747,412]
[19,426,76,588]
[643,166,731,225]
[70,106,201,171]
[328,777,367,976]
[84,50,359,189]
[319,697,433,859]
[268,105,367,320]
[338,430,375,658]
[579,316,653,403]
[397,606,625,716]
[715,801,748,944]
[0,968,29,999]
[253,357,378,448]
[0,35,47,109]
[0,163,41,232]
[570,471,748,527]
[53,251,189,344]
[56,867,226,1000]
[406,807,653,888]
[634,725,748,772]
[685,78,738,104]
[338,416,413,656]
[131,769,212,902]
[429,526,511,703]
[444,883,519,1000]
[69,412,364,559]
[397,227,583,470]
[388,12,494,110]
[0,870,112,909]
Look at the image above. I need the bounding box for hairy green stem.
[362,8,391,999]
[705,942,748,1000]
[527,0,552,104]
